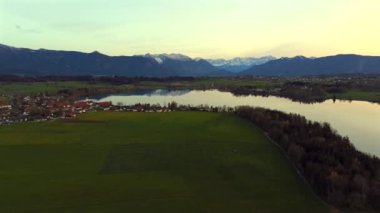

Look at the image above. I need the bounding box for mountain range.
[242,55,380,76]
[0,44,227,77]
[1,44,380,76]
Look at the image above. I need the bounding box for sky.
[1,0,380,58]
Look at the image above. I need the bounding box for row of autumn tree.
[235,106,380,211]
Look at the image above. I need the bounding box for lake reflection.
[94,90,380,157]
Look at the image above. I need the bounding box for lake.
[93,89,380,157]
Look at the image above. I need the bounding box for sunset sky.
[1,0,379,58]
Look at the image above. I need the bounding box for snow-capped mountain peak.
[143,53,193,64]
[205,56,276,72]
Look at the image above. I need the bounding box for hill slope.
[242,55,380,76]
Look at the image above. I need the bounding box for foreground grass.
[0,112,328,212]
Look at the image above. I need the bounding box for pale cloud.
[15,25,41,34]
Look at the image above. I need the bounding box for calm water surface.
[94,90,380,157]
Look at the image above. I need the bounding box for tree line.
[235,106,380,211]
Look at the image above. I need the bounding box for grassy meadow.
[0,79,279,95]
[1,79,379,103]
[332,89,380,102]
[0,112,328,212]
[0,81,90,94]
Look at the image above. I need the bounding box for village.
[0,93,234,126]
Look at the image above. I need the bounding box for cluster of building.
[0,93,235,126]
[0,94,113,125]
[72,100,235,114]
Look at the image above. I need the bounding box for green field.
[332,89,380,102]
[0,112,328,212]
[1,80,380,103]
[0,80,276,97]
[136,78,281,90]
[0,81,89,94]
